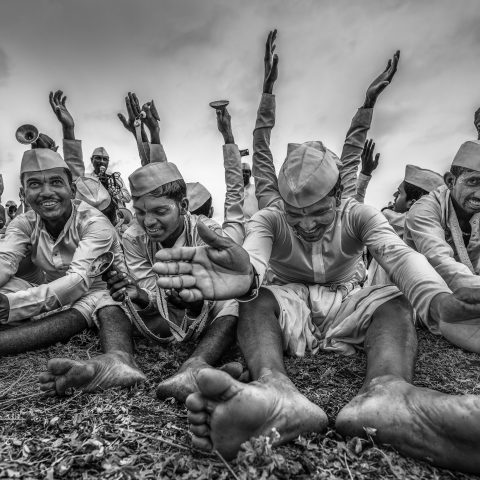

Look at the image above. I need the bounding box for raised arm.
[49,90,84,180]
[355,139,380,203]
[215,106,245,244]
[340,51,400,199]
[252,29,283,210]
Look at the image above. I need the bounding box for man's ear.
[208,206,214,218]
[406,198,416,210]
[19,186,25,200]
[179,197,189,215]
[444,172,456,190]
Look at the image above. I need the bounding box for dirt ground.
[0,327,479,479]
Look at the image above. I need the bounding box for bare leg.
[334,297,480,471]
[39,306,145,395]
[156,315,243,402]
[186,288,328,459]
[0,309,88,356]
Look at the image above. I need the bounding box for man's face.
[285,195,337,242]
[449,170,480,215]
[392,181,409,213]
[242,166,252,187]
[133,194,185,243]
[91,155,109,174]
[22,168,74,222]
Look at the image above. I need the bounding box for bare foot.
[186,368,327,460]
[336,375,480,473]
[39,350,146,396]
[156,360,243,403]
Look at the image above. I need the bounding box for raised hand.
[118,92,148,142]
[141,100,161,144]
[153,221,253,302]
[364,50,400,108]
[49,90,75,140]
[263,29,279,94]
[216,107,235,144]
[361,139,380,176]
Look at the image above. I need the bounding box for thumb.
[197,221,233,250]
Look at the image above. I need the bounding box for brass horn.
[15,124,39,145]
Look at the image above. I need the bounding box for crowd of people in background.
[2,30,480,474]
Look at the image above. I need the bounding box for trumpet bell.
[87,251,114,278]
[16,124,39,145]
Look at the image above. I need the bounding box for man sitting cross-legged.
[152,43,480,475]
[44,160,241,402]
[404,140,480,352]
[0,149,135,377]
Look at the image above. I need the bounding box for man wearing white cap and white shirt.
[366,163,444,285]
[152,32,480,472]
[0,149,133,364]
[44,160,240,402]
[405,140,480,353]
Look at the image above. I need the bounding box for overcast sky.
[0,0,479,217]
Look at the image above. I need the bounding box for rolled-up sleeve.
[349,202,451,322]
[5,217,115,322]
[405,196,480,291]
[222,143,245,244]
[355,173,372,204]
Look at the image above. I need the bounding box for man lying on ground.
[0,149,130,362]
[404,140,480,353]
[152,31,480,474]
[42,160,241,403]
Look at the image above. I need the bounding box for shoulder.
[75,200,115,235]
[6,209,37,236]
[407,187,445,226]
[123,221,147,244]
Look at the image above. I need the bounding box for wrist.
[63,126,75,141]
[263,82,274,95]
[428,292,449,323]
[362,96,376,109]
[223,133,235,145]
[360,171,372,176]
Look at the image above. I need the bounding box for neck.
[43,202,73,238]
[161,216,185,248]
[451,194,473,223]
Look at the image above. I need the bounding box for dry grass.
[0,328,479,479]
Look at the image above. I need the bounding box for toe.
[190,424,210,437]
[47,358,80,375]
[196,368,242,400]
[219,362,244,379]
[191,434,213,451]
[188,411,209,425]
[39,381,56,392]
[186,392,208,412]
[38,372,55,383]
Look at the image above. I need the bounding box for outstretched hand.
[364,50,400,108]
[153,221,253,302]
[216,107,235,144]
[118,92,148,141]
[263,29,279,94]
[49,90,75,139]
[141,100,161,144]
[430,290,480,325]
[361,139,380,176]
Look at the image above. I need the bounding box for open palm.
[153,222,253,302]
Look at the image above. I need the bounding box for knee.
[238,288,280,322]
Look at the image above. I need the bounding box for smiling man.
[0,148,130,361]
[404,140,480,352]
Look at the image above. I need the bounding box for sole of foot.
[156,361,244,403]
[336,375,480,474]
[39,350,146,395]
[186,368,327,460]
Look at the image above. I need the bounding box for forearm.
[340,108,373,199]
[252,93,283,209]
[222,143,245,244]
[63,125,75,141]
[4,272,90,323]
